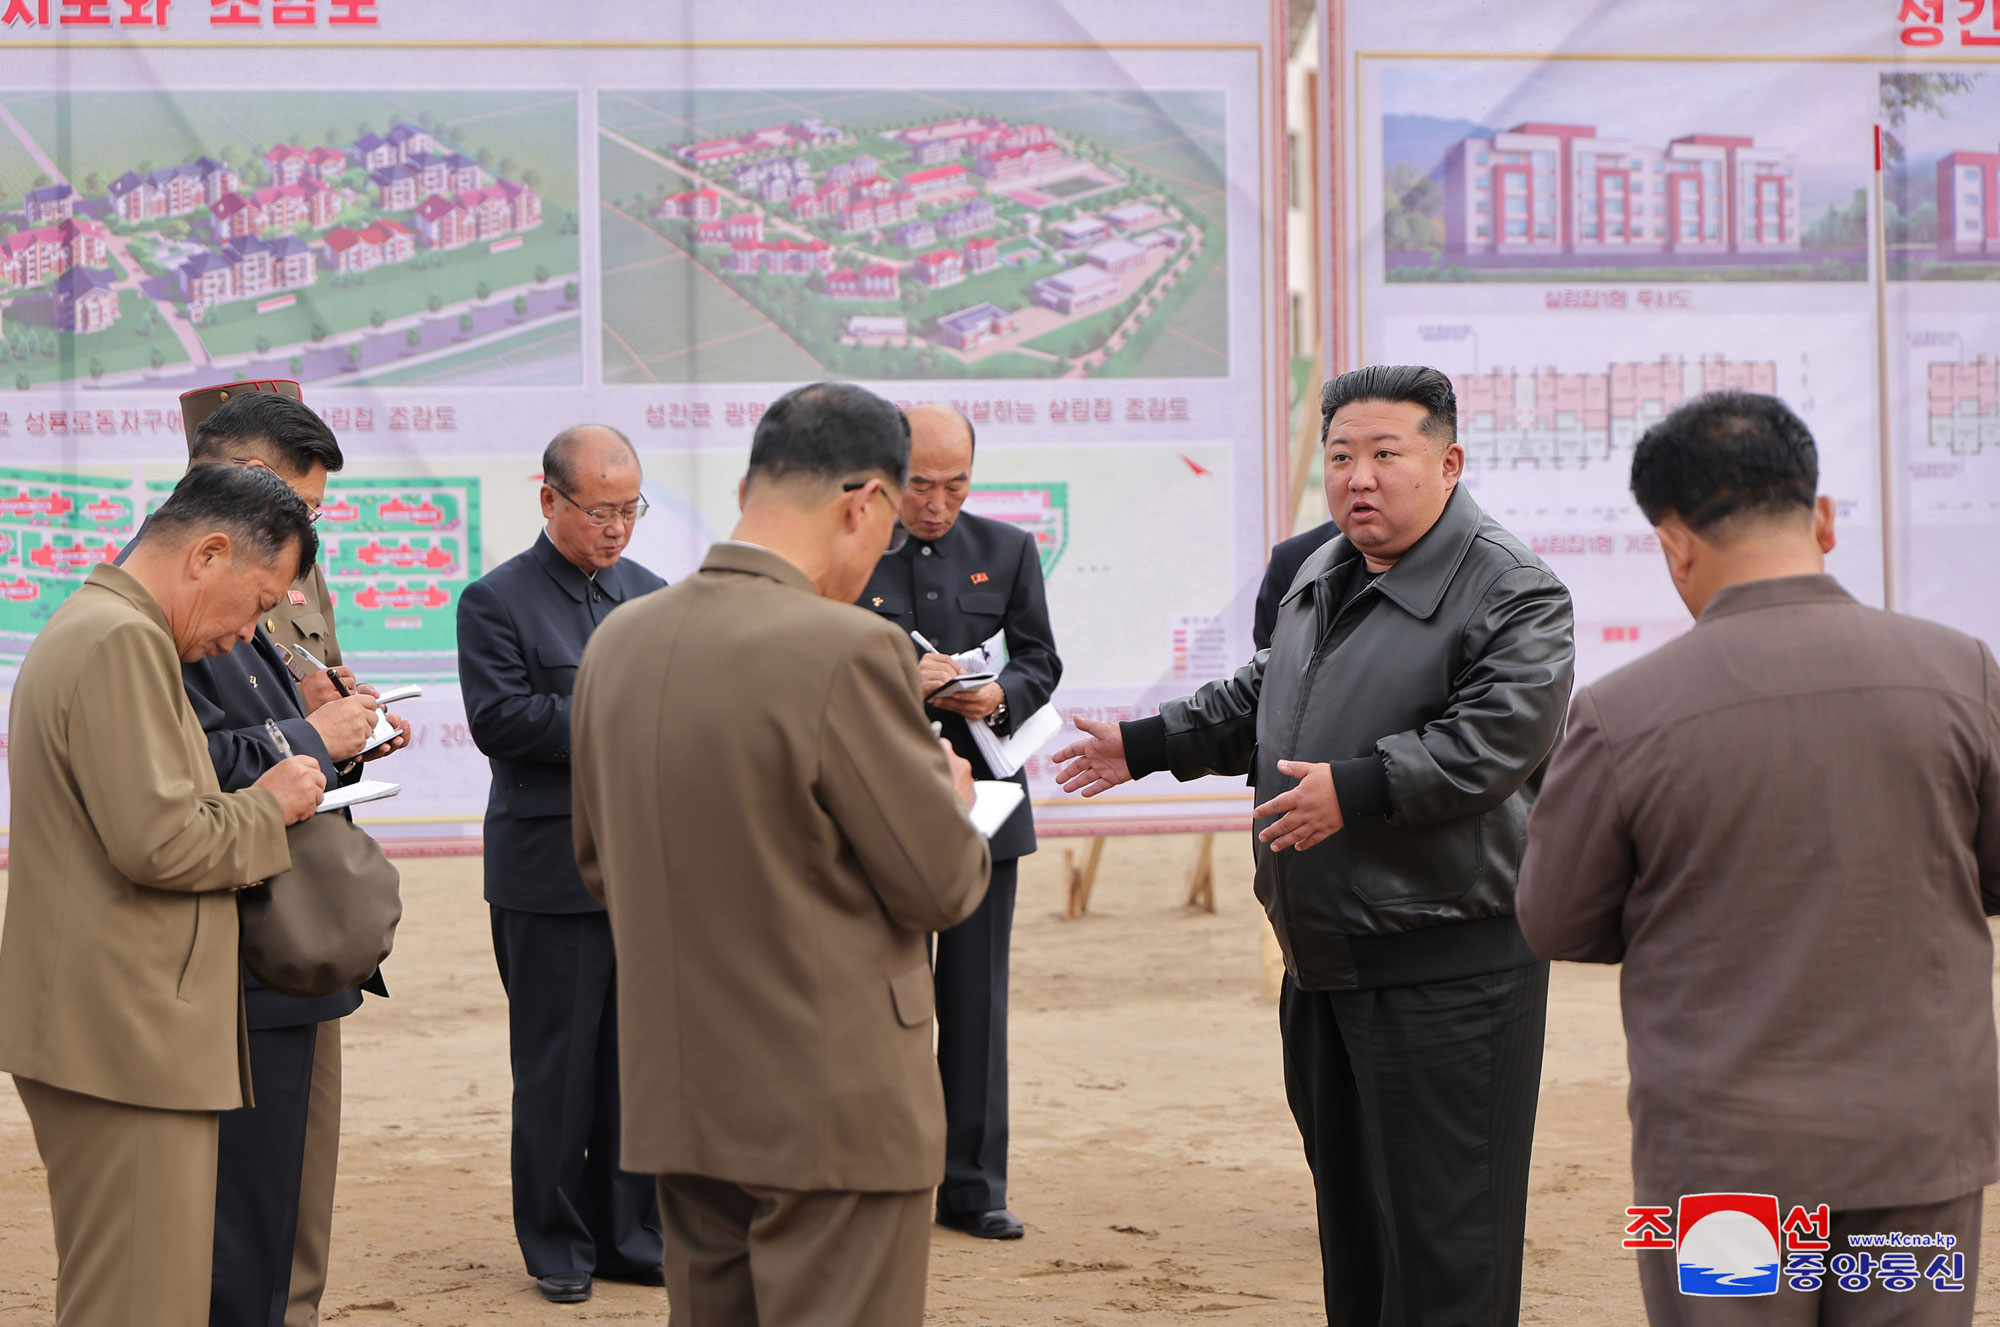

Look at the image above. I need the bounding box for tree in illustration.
[1881,72,1984,166]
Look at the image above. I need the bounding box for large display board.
[1322,0,2000,685]
[0,2,1289,848]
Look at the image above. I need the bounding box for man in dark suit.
[164,388,409,1327]
[1254,520,1337,652]
[178,381,401,1327]
[858,402,1062,1242]
[458,424,667,1305]
[1518,393,2000,1326]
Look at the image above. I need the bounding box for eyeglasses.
[550,485,650,528]
[844,479,909,554]
[226,457,323,522]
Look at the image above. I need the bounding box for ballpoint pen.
[265,717,294,759]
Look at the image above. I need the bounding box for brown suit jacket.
[572,542,991,1193]
[1517,575,2000,1209]
[0,564,292,1111]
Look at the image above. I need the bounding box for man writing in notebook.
[573,381,989,1325]
[166,385,405,1327]
[855,402,1062,1242]
[0,464,326,1327]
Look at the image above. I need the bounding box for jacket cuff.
[1329,753,1393,822]
[1120,715,1170,780]
[989,671,1023,736]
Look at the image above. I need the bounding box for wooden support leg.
[1185,832,1216,913]
[1063,837,1107,919]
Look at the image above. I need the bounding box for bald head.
[540,423,645,573]
[900,403,976,543]
[544,424,637,493]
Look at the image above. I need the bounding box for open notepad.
[968,781,1024,838]
[316,780,402,814]
[969,702,1063,779]
[358,684,422,756]
[943,628,1064,779]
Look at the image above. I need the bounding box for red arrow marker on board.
[1181,454,1211,476]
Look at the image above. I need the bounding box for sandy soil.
[2,835,1997,1324]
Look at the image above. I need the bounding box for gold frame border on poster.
[0,18,1293,839]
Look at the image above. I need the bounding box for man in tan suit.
[1516,392,2000,1326]
[173,383,408,1327]
[0,463,329,1327]
[571,381,991,1326]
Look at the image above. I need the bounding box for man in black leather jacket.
[1055,365,1575,1327]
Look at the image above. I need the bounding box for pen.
[291,645,350,697]
[264,718,294,759]
[910,629,942,656]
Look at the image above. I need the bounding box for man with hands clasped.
[1054,365,1575,1327]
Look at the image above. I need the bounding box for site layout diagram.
[597,87,1228,383]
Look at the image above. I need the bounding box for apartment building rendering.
[178,234,319,316]
[1441,122,1801,260]
[109,157,240,223]
[1938,149,2000,257]
[0,218,109,290]
[51,267,118,333]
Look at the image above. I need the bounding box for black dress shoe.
[597,1264,666,1287]
[536,1273,592,1303]
[937,1208,1025,1240]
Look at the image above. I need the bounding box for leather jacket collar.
[1282,485,1485,622]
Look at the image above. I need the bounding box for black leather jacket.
[1128,487,1574,990]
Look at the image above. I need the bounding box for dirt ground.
[2,835,1998,1324]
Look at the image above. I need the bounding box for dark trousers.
[935,857,1018,1217]
[211,1022,319,1327]
[490,905,663,1279]
[1280,962,1549,1327]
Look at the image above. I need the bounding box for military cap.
[178,379,304,455]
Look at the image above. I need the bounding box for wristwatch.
[985,699,1008,729]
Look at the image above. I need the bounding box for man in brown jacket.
[1517,391,2000,1326]
[0,463,329,1327]
[571,381,990,1326]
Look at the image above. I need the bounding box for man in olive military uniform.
[176,381,409,1327]
[857,403,1062,1242]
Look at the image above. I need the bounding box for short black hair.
[144,462,320,571]
[1320,364,1458,447]
[1629,391,1817,533]
[543,423,637,494]
[191,391,344,477]
[748,382,910,488]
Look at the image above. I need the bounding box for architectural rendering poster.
[0,0,1290,847]
[1324,0,2000,682]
